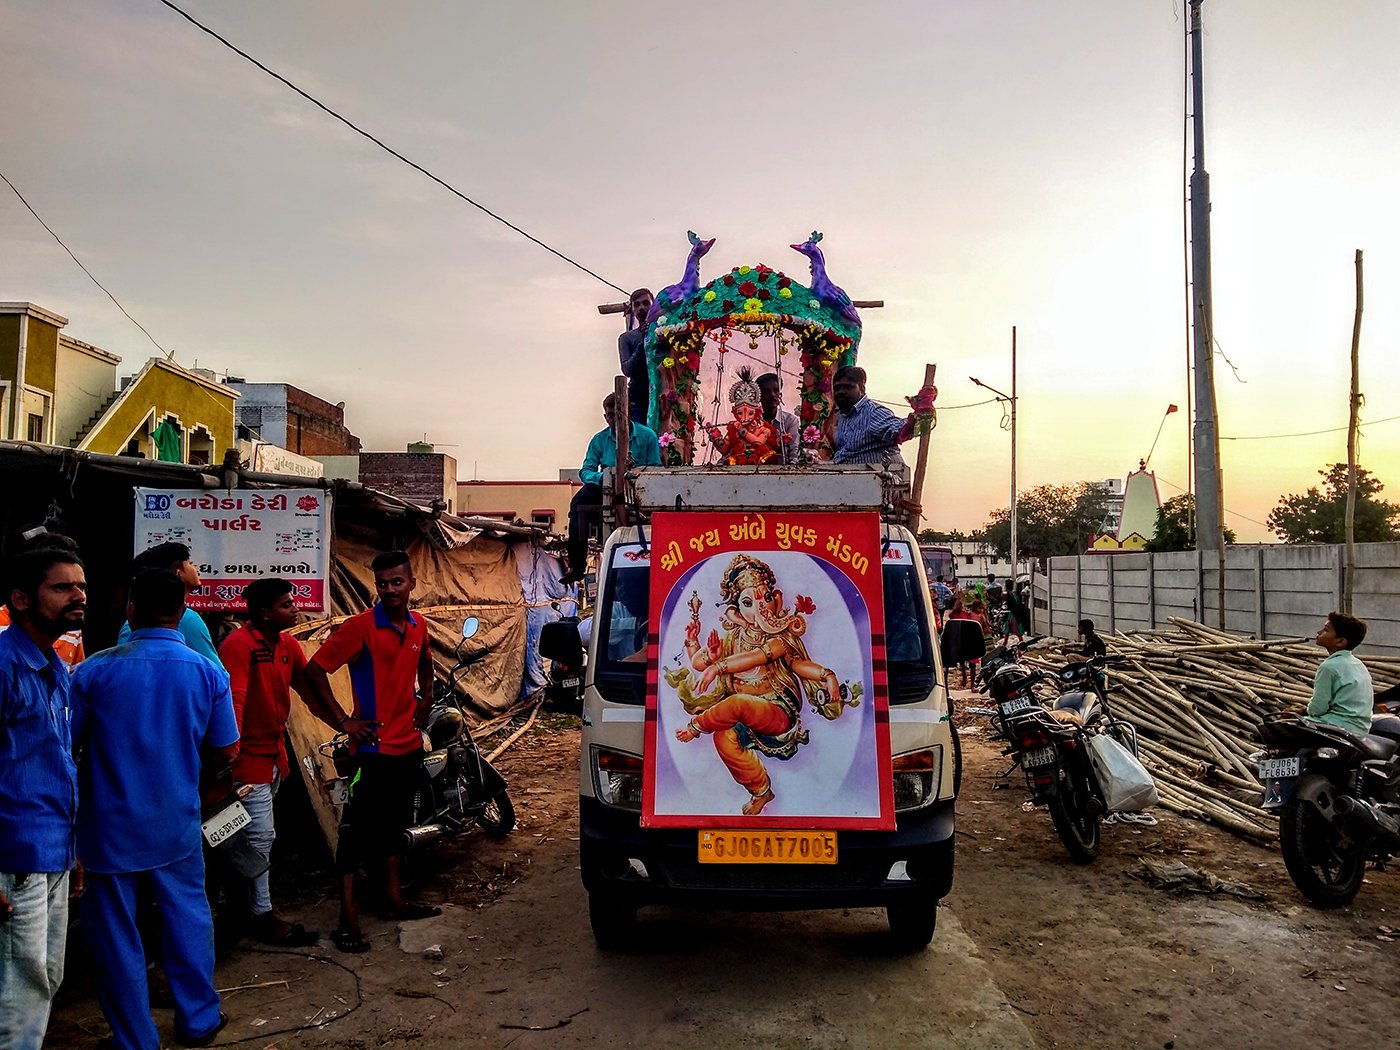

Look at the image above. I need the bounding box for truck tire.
[886,898,938,952]
[588,890,638,951]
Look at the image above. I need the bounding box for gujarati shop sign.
[134,488,331,612]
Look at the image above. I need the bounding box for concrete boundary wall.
[1034,541,1400,657]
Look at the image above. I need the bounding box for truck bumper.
[579,796,955,911]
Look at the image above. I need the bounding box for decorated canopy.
[641,233,863,466]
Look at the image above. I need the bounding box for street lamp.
[970,326,1018,583]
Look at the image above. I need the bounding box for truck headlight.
[592,746,643,810]
[893,748,942,810]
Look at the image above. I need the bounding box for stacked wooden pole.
[1024,618,1400,845]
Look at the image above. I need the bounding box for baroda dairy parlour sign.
[134,488,331,612]
[644,510,893,830]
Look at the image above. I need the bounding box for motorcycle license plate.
[1023,746,1058,769]
[327,778,350,806]
[561,677,581,689]
[697,830,837,865]
[201,801,251,847]
[1000,698,1033,715]
[1258,756,1301,779]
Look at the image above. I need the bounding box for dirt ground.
[47,702,1400,1048]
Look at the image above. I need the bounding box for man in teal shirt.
[116,542,219,665]
[563,393,661,583]
[1307,611,1375,737]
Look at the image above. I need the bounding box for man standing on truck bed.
[831,366,934,469]
[617,288,654,426]
[563,394,662,584]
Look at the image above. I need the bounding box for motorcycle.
[1256,703,1400,908]
[539,596,586,714]
[974,643,1140,864]
[321,616,516,851]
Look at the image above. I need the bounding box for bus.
[919,544,956,587]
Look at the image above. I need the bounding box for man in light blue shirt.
[116,541,219,665]
[1307,611,1375,737]
[564,393,661,583]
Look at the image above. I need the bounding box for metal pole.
[1010,326,1018,582]
[1344,249,1364,614]
[1188,0,1224,557]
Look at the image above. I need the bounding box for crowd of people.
[0,533,440,1049]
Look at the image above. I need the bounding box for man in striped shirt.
[832,365,919,469]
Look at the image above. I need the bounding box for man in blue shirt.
[116,541,220,665]
[563,393,662,583]
[73,569,239,1050]
[0,547,86,1050]
[832,365,919,469]
[1307,611,1375,737]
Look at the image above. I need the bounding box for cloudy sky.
[3,0,1398,541]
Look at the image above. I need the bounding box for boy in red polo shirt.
[304,551,439,953]
[218,578,322,947]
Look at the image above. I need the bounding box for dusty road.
[49,707,1400,1048]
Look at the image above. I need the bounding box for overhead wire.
[0,168,173,360]
[155,0,627,294]
[1221,414,1400,441]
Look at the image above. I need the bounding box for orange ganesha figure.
[706,367,779,466]
[667,554,859,817]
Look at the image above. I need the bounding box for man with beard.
[0,547,86,1050]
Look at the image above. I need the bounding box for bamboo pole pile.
[1023,618,1400,845]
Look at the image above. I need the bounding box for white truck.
[565,464,958,951]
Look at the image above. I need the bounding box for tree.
[1145,494,1237,552]
[916,528,973,543]
[981,482,1111,560]
[1266,463,1400,544]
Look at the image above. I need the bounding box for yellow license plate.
[697,830,838,865]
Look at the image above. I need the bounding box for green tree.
[1145,494,1237,552]
[1266,463,1400,544]
[916,528,972,543]
[981,482,1111,560]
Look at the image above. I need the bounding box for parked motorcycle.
[322,616,516,851]
[975,644,1142,864]
[1257,706,1400,907]
[540,596,586,714]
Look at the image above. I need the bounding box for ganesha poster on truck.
[643,510,894,830]
[133,488,331,612]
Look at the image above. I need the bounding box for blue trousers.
[82,846,221,1050]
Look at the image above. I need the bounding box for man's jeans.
[0,870,69,1050]
[242,776,278,916]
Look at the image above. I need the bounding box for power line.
[155,0,626,294]
[0,168,173,359]
[1221,413,1400,441]
[1156,473,1271,529]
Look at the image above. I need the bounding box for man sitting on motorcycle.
[1307,611,1375,737]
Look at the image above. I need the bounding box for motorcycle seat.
[1370,713,1400,742]
[1360,734,1399,761]
[1054,691,1101,723]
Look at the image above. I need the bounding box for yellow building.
[0,302,237,463]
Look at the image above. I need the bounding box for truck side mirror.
[539,620,584,665]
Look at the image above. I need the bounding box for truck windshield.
[595,544,935,705]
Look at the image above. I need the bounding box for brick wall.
[360,452,457,512]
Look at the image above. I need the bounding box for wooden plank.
[286,636,355,854]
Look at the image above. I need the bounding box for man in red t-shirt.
[218,578,323,947]
[304,551,438,953]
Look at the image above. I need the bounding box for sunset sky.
[3,1,1397,541]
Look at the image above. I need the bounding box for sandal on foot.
[383,901,442,921]
[176,1011,229,1047]
[331,927,371,953]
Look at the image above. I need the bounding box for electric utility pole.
[1189,0,1225,559]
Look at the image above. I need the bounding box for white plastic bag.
[1087,733,1159,813]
